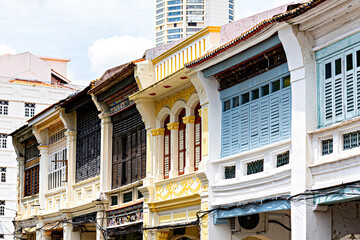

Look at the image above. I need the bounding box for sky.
[0,0,294,86]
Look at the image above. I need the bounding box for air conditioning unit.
[230,213,268,233]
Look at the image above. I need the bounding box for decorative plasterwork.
[155,177,201,201]
[183,116,195,124]
[167,122,179,130]
[155,85,196,115]
[151,128,165,136]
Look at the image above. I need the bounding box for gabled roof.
[185,0,326,68]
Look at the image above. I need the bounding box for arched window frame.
[194,102,202,171]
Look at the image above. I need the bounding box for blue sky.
[0,0,293,86]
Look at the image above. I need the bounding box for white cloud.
[88,36,154,75]
[0,44,16,55]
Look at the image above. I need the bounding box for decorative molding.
[151,128,165,136]
[198,109,202,117]
[183,116,195,124]
[167,122,179,130]
[155,85,196,115]
[155,177,201,201]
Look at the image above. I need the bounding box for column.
[65,130,76,205]
[99,112,112,193]
[167,122,179,178]
[36,221,51,240]
[152,128,164,181]
[96,203,106,240]
[183,116,195,174]
[17,157,25,215]
[63,222,80,240]
[38,145,49,209]
[279,25,326,239]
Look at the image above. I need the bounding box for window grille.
[76,104,101,182]
[111,195,118,206]
[25,103,35,117]
[194,103,202,171]
[178,109,186,175]
[0,167,6,183]
[224,165,236,179]
[111,107,146,189]
[0,100,8,115]
[343,131,360,150]
[276,151,289,167]
[322,139,333,155]
[0,200,4,215]
[0,134,6,149]
[48,124,67,190]
[247,159,264,175]
[164,116,171,179]
[123,192,132,203]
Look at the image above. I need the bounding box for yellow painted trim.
[148,194,200,212]
[167,122,179,130]
[159,215,172,223]
[202,107,209,156]
[173,212,187,222]
[151,128,165,136]
[152,26,221,65]
[183,116,195,124]
[188,210,198,220]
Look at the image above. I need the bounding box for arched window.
[164,115,171,179]
[194,103,201,171]
[178,108,186,175]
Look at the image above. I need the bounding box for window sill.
[311,115,360,135]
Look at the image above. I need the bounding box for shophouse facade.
[185,0,360,239]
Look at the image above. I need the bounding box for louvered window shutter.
[270,93,281,143]
[221,111,231,157]
[259,97,270,147]
[240,105,249,152]
[280,87,291,139]
[345,52,355,119]
[324,61,334,125]
[249,101,259,149]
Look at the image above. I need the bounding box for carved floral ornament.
[155,177,201,201]
[183,116,195,124]
[167,122,179,130]
[155,85,196,115]
[151,128,165,136]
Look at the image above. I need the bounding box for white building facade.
[185,0,360,239]
[0,52,78,240]
[155,0,234,46]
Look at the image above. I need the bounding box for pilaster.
[99,112,112,193]
[152,128,165,181]
[38,145,49,209]
[183,116,195,174]
[17,157,25,215]
[65,130,76,204]
[167,122,179,178]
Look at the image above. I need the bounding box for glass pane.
[261,85,269,96]
[346,54,353,71]
[224,166,235,179]
[111,196,118,205]
[357,50,360,67]
[325,62,332,79]
[123,192,132,203]
[232,96,239,108]
[335,58,341,75]
[241,92,250,104]
[223,100,231,111]
[283,75,291,88]
[251,89,259,100]
[271,80,280,93]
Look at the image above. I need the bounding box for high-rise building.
[155,0,234,46]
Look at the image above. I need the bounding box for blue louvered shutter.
[240,105,250,152]
[356,48,360,115]
[230,107,240,153]
[222,110,231,157]
[259,97,270,147]
[324,69,334,125]
[334,60,344,122]
[345,52,355,119]
[280,87,291,140]
[270,93,281,143]
[249,101,259,149]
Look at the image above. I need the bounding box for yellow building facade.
[130,26,220,240]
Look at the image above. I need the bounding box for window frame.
[178,109,186,175]
[0,167,6,183]
[194,103,202,171]
[163,115,171,179]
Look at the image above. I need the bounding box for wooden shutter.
[164,116,171,178]
[259,97,270,147]
[270,92,281,143]
[249,101,259,149]
[221,110,231,157]
[280,88,291,140]
[178,109,186,175]
[194,103,201,171]
[345,52,355,119]
[240,105,249,152]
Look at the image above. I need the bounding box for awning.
[214,199,291,225]
[314,186,360,205]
